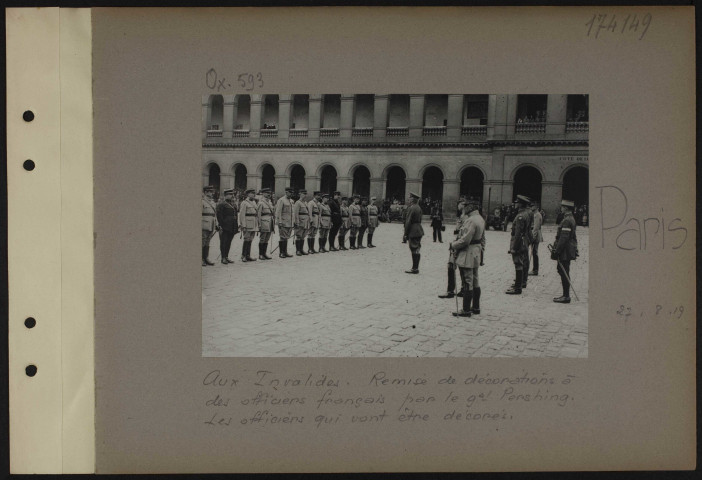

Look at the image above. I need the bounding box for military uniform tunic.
[307,199,320,239]
[202,196,219,247]
[348,203,362,237]
[293,199,310,240]
[510,207,529,269]
[238,198,259,241]
[553,211,578,298]
[274,196,294,239]
[451,210,486,290]
[216,199,238,259]
[340,205,351,234]
[367,204,379,234]
[257,197,275,244]
[404,203,424,252]
[319,203,332,239]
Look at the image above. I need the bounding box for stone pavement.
[203,222,588,358]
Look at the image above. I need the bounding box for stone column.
[222,95,235,139]
[308,94,323,139]
[505,94,518,137]
[274,174,288,195]
[373,94,388,138]
[541,181,563,223]
[484,180,504,213]
[336,176,352,197]
[278,94,293,139]
[447,94,464,138]
[490,94,508,139]
[409,94,426,137]
[442,179,460,221]
[405,178,422,198]
[250,94,264,138]
[248,174,262,192]
[546,94,567,136]
[202,99,210,140]
[370,178,384,201]
[219,173,234,193]
[340,95,355,138]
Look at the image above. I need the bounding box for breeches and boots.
[357,226,367,248]
[458,266,481,314]
[557,259,572,298]
[366,226,376,247]
[294,226,308,255]
[306,227,318,253]
[337,226,348,249]
[432,225,442,242]
[329,221,341,249]
[349,226,358,249]
[258,231,272,259]
[240,230,257,261]
[202,229,215,265]
[278,227,293,258]
[408,238,421,271]
[530,241,539,274]
[318,228,330,252]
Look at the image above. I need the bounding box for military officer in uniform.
[552,199,578,303]
[366,196,379,248]
[256,188,275,260]
[328,191,342,251]
[529,201,543,276]
[505,195,530,294]
[357,197,369,248]
[216,188,238,264]
[202,185,219,266]
[338,197,351,250]
[521,197,535,288]
[307,191,322,254]
[293,189,310,256]
[449,198,486,316]
[274,187,295,258]
[318,193,332,253]
[348,194,362,250]
[238,189,259,262]
[438,201,465,299]
[403,192,424,274]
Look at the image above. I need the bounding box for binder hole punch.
[25,365,37,377]
[23,110,34,122]
[24,317,36,329]
[23,160,35,171]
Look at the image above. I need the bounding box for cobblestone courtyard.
[203,222,588,358]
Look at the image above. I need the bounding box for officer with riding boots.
[521,197,535,288]
[438,202,466,299]
[238,189,259,262]
[216,188,238,265]
[318,193,332,253]
[328,191,342,251]
[366,196,379,248]
[256,188,275,260]
[552,199,578,303]
[293,189,310,256]
[357,197,369,248]
[274,187,295,258]
[338,197,351,250]
[348,194,362,250]
[506,195,530,294]
[307,191,322,254]
[449,198,486,316]
[403,192,424,274]
[202,185,219,266]
[529,201,543,276]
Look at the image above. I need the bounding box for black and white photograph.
[201,93,589,358]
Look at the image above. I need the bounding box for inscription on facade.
[559,156,588,163]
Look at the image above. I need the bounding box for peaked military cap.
[371,196,377,201]
[514,195,530,204]
[285,187,294,192]
[409,192,420,199]
[223,189,235,195]
[259,188,271,194]
[333,191,341,196]
[561,199,575,208]
[203,185,215,192]
[313,191,321,196]
[298,189,307,194]
[341,196,348,201]
[353,194,360,198]
[245,188,256,194]
[322,193,330,198]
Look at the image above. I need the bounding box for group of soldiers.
[201,185,380,265]
[434,193,579,317]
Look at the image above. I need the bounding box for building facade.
[202,94,588,220]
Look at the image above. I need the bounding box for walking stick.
[548,244,580,301]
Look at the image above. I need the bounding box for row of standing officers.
[201,185,380,265]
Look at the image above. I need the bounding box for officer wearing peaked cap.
[202,185,219,266]
[505,195,530,294]
[338,197,351,250]
[216,188,238,264]
[238,189,259,262]
[256,188,274,260]
[318,193,332,253]
[348,194,362,250]
[275,187,295,258]
[328,191,342,251]
[552,199,579,303]
[293,189,310,256]
[366,196,379,248]
[404,192,424,274]
[521,196,535,289]
[307,191,322,254]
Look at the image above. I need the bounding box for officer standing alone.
[552,199,578,303]
[403,192,424,274]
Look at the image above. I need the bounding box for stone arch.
[259,163,276,191]
[457,163,488,181]
[319,164,338,194]
[561,165,589,207]
[231,163,248,191]
[559,163,589,182]
[512,164,543,205]
[351,165,371,198]
[508,162,546,182]
[417,162,446,180]
[381,163,409,180]
[459,166,485,201]
[421,166,444,205]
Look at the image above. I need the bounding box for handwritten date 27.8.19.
[585,13,651,40]
[616,304,684,321]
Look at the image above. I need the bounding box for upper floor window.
[567,94,589,122]
[516,94,547,123]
